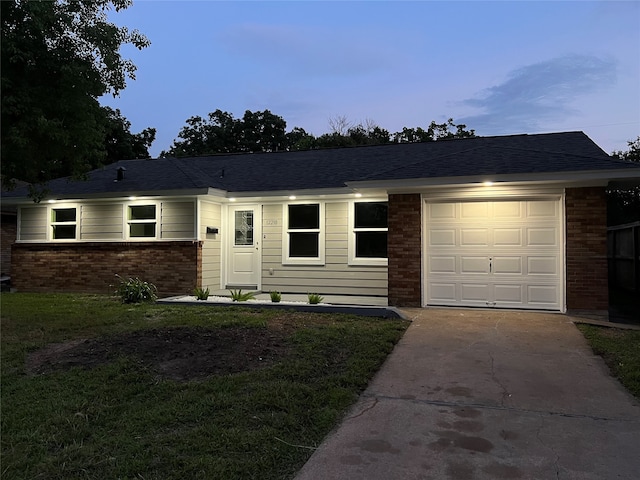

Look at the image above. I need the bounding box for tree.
[393,118,475,143]
[103,107,156,162]
[608,137,640,225]
[1,0,150,196]
[162,109,288,157]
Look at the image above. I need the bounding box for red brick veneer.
[565,187,608,312]
[11,241,202,296]
[388,193,422,307]
[1,214,17,276]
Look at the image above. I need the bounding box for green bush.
[269,291,282,303]
[229,289,257,302]
[193,286,210,300]
[307,293,324,304]
[114,275,157,304]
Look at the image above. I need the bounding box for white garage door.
[426,199,562,310]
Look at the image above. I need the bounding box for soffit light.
[288,195,297,200]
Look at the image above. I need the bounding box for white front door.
[425,199,562,310]
[226,205,261,289]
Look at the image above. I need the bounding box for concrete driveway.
[295,308,640,480]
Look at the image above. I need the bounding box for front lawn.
[576,323,640,399]
[1,294,409,480]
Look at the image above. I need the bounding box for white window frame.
[126,202,159,240]
[348,199,388,266]
[283,202,325,265]
[49,204,79,241]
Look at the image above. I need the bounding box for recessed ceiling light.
[483,181,494,186]
[355,193,363,198]
[289,195,297,200]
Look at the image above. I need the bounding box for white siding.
[261,202,388,296]
[200,200,222,290]
[161,201,195,239]
[19,206,47,241]
[80,204,123,240]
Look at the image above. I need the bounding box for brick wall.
[388,193,422,307]
[1,213,17,276]
[565,187,609,312]
[11,241,202,296]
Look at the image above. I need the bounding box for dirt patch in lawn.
[25,325,291,382]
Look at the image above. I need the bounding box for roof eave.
[347,169,640,193]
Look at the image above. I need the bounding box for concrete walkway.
[295,308,640,480]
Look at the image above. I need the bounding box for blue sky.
[103,0,640,157]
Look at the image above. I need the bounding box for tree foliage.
[103,107,156,163]
[161,109,288,157]
[1,0,150,195]
[608,137,640,226]
[163,111,475,157]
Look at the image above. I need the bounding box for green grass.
[1,293,409,480]
[577,324,640,399]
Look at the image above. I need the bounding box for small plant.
[307,293,324,305]
[269,291,282,303]
[114,274,157,304]
[229,289,257,302]
[193,286,210,300]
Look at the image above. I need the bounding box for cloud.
[217,23,400,77]
[459,55,617,133]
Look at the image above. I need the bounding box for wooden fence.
[608,221,640,292]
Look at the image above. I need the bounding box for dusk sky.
[102,0,640,157]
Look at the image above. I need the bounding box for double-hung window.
[349,201,388,265]
[128,204,157,238]
[51,207,77,240]
[285,203,324,264]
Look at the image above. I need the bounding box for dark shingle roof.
[3,131,639,199]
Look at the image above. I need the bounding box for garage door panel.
[429,203,456,220]
[461,283,490,301]
[527,228,557,246]
[527,285,558,305]
[493,257,523,275]
[430,283,457,301]
[461,228,489,246]
[429,256,456,273]
[461,202,489,219]
[426,199,562,311]
[430,229,456,246]
[528,256,557,275]
[494,284,524,303]
[494,228,523,246]
[493,201,521,218]
[461,256,489,274]
[527,200,556,218]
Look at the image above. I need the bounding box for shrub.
[229,289,257,302]
[193,286,210,300]
[114,275,157,304]
[307,293,324,304]
[269,291,282,303]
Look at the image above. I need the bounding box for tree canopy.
[162,111,476,157]
[608,136,640,226]
[1,0,151,196]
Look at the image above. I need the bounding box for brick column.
[565,187,608,313]
[388,193,422,307]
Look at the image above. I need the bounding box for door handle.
[489,257,492,273]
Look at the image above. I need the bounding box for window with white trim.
[284,203,325,264]
[349,201,388,265]
[51,207,78,240]
[128,204,157,238]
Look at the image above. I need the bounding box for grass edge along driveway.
[1,293,409,480]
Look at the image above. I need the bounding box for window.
[350,201,388,265]
[234,210,254,246]
[51,207,77,240]
[285,203,324,264]
[128,204,157,238]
